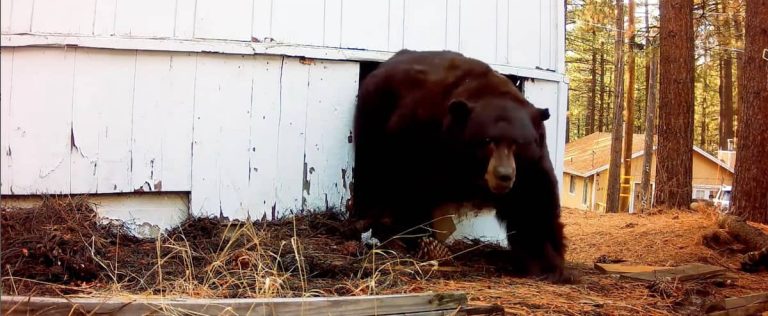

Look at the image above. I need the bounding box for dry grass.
[2,197,768,315]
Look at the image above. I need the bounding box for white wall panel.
[340,1,389,51]
[31,0,95,35]
[323,0,342,47]
[246,55,283,220]
[3,48,75,194]
[174,0,196,39]
[302,60,358,211]
[0,48,15,193]
[402,0,447,51]
[131,52,196,192]
[9,0,34,33]
[71,48,136,194]
[274,58,310,214]
[252,0,274,42]
[387,0,405,51]
[508,0,541,69]
[1,0,12,32]
[496,0,509,64]
[445,0,460,51]
[194,0,253,41]
[93,0,117,36]
[191,54,253,216]
[115,0,176,38]
[458,0,497,63]
[271,0,325,46]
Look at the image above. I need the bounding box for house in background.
[561,132,734,213]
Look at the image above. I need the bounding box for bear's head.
[444,97,550,195]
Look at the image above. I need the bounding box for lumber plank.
[723,292,768,310]
[1,292,468,316]
[594,263,665,274]
[706,302,768,316]
[620,263,726,282]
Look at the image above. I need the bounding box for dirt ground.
[2,196,767,315]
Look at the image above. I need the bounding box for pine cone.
[417,237,453,262]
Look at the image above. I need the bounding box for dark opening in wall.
[358,61,381,89]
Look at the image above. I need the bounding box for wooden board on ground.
[594,263,664,274]
[620,263,726,282]
[706,292,768,316]
[1,292,468,316]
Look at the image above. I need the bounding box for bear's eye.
[483,138,493,145]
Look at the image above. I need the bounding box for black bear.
[349,49,567,282]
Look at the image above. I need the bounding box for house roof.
[563,132,734,177]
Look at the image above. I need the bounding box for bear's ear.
[536,108,551,122]
[448,99,472,122]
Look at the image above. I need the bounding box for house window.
[582,178,589,205]
[694,189,706,199]
[569,176,576,194]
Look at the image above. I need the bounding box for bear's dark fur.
[349,49,567,282]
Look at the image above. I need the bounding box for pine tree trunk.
[606,0,626,213]
[588,32,598,136]
[640,47,658,212]
[655,0,694,209]
[731,0,768,224]
[620,0,637,213]
[731,0,744,137]
[719,55,734,149]
[717,0,735,150]
[598,45,607,133]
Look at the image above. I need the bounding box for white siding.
[70,48,136,194]
[131,51,197,192]
[2,47,75,194]
[1,0,563,72]
[0,47,358,218]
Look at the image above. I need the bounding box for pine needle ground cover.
[2,196,767,315]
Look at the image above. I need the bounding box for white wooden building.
[0,0,568,234]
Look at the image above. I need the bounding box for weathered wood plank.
[403,0,447,51]
[302,60,359,211]
[274,57,310,214]
[0,0,12,32]
[271,0,325,46]
[621,263,727,282]
[114,0,176,38]
[594,263,665,274]
[445,0,461,52]
[70,48,136,194]
[707,293,768,316]
[190,53,253,216]
[458,0,497,63]
[8,0,34,33]
[340,1,389,51]
[131,51,197,192]
[246,55,284,219]
[0,48,15,194]
[174,0,196,39]
[388,0,405,51]
[1,34,568,82]
[322,0,342,47]
[194,0,253,41]
[93,0,117,36]
[252,0,274,42]
[508,0,541,69]
[31,0,95,35]
[496,0,509,65]
[1,292,468,316]
[4,47,75,194]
